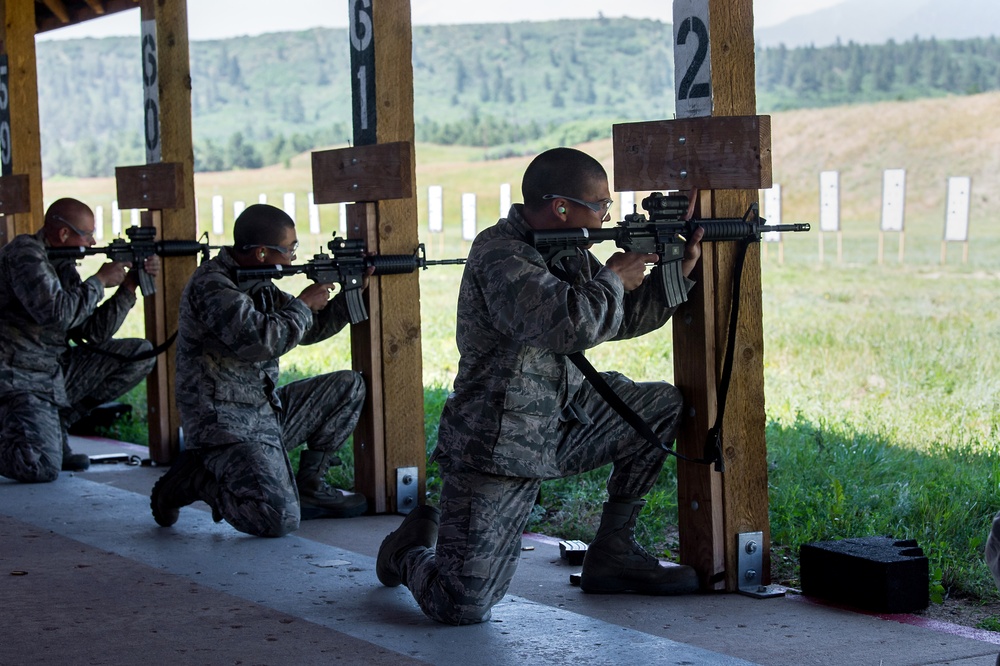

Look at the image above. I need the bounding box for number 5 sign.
[673,0,712,118]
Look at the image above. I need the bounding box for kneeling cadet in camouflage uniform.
[151,204,367,537]
[0,198,159,482]
[377,147,706,624]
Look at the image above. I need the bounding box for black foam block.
[800,536,928,613]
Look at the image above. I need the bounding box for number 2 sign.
[673,0,712,118]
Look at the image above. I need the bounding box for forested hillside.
[34,18,1000,178]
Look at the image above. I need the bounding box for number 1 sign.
[673,0,712,119]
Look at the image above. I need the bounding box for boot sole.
[580,577,699,595]
[150,476,179,527]
[300,499,368,520]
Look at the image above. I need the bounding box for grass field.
[45,91,1000,610]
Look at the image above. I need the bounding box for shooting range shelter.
[1,0,773,592]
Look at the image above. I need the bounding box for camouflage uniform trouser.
[0,338,154,483]
[199,370,365,538]
[402,373,684,625]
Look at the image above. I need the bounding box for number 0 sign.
[673,0,712,118]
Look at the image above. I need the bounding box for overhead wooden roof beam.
[82,0,106,14]
[41,0,71,24]
[35,0,139,34]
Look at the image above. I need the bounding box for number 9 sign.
[673,0,713,119]
[0,55,11,176]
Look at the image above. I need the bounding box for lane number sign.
[673,0,712,118]
[0,55,11,176]
[141,19,161,163]
[350,0,377,146]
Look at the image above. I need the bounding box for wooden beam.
[82,0,106,14]
[312,142,413,205]
[35,0,137,34]
[39,0,69,24]
[613,115,771,191]
[138,0,196,465]
[0,0,44,240]
[346,0,424,513]
[346,202,387,512]
[115,162,183,210]
[673,0,771,592]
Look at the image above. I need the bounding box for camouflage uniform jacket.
[175,247,352,449]
[0,230,135,405]
[437,204,689,478]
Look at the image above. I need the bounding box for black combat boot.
[580,499,699,595]
[61,439,90,472]
[296,450,367,519]
[150,450,221,527]
[376,505,441,587]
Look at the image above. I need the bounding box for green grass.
[91,226,1000,608]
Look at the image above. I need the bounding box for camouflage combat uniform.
[175,247,364,537]
[0,231,154,483]
[399,205,690,624]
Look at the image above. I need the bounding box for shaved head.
[521,147,607,212]
[233,204,294,250]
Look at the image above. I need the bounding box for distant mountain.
[756,0,1000,47]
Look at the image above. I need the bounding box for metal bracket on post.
[395,466,418,515]
[737,531,785,599]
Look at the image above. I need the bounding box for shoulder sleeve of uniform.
[475,237,623,353]
[192,272,312,362]
[7,239,104,328]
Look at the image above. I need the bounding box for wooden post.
[312,141,416,514]
[615,0,771,591]
[134,0,196,464]
[0,0,43,244]
[336,0,424,513]
[684,0,770,592]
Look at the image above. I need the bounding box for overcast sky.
[37,0,845,41]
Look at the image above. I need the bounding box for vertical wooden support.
[347,0,424,513]
[139,0,196,464]
[673,0,770,591]
[0,0,43,243]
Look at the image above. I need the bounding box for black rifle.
[531,191,810,307]
[47,226,220,297]
[234,235,466,324]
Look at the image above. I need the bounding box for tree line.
[32,22,1000,179]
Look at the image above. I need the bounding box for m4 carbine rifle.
[531,191,810,307]
[234,235,466,324]
[47,226,219,297]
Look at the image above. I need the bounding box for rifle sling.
[69,331,178,363]
[568,351,718,467]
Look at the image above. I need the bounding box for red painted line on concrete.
[788,591,1000,645]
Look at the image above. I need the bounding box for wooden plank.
[40,0,70,24]
[115,162,182,210]
[139,0,196,465]
[347,202,387,513]
[0,0,44,239]
[674,194,725,590]
[347,0,424,512]
[0,173,31,214]
[312,142,413,204]
[613,115,771,191]
[672,0,771,592]
[710,0,770,590]
[140,209,170,451]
